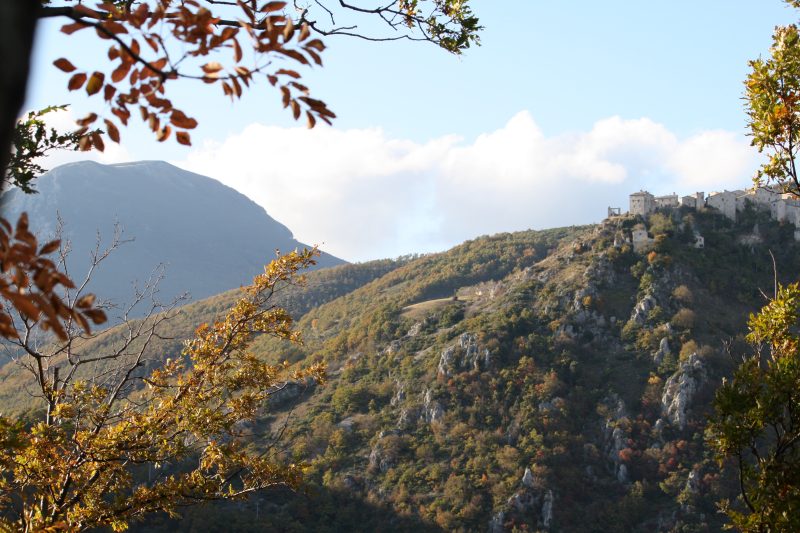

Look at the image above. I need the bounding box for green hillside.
[0,257,404,416]
[177,206,795,532]
[6,205,798,532]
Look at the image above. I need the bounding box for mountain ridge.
[0,160,345,316]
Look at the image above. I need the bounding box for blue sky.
[26,1,798,261]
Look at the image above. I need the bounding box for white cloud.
[174,111,759,261]
[668,130,756,192]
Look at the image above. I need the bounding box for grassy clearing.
[401,297,459,320]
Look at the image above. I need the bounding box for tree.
[0,2,482,529]
[746,1,800,195]
[706,283,800,532]
[2,0,481,192]
[0,246,326,532]
[709,3,800,528]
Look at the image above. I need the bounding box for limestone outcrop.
[661,353,707,429]
[437,332,491,377]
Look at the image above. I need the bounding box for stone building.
[679,192,704,210]
[654,193,679,209]
[625,185,800,245]
[706,190,741,221]
[629,191,655,216]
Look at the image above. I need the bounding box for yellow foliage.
[0,249,324,532]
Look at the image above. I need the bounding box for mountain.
[3,202,796,531]
[0,160,345,316]
[158,206,791,532]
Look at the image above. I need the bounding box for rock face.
[490,468,555,531]
[368,432,401,473]
[631,294,657,325]
[541,490,555,528]
[601,395,630,483]
[661,353,707,429]
[267,379,314,407]
[0,161,345,318]
[407,322,423,337]
[653,337,671,364]
[420,388,444,424]
[488,511,506,533]
[390,381,406,407]
[437,332,490,377]
[522,467,535,488]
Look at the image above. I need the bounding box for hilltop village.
[612,186,800,252]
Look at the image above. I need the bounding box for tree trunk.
[0,1,39,195]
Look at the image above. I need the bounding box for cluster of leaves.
[707,282,800,532]
[38,0,482,155]
[746,1,800,195]
[5,105,88,193]
[0,212,105,339]
[46,0,335,152]
[394,0,482,52]
[0,249,324,532]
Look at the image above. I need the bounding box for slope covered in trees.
[4,204,798,531]
[145,206,800,532]
[0,257,403,417]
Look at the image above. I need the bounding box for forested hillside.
[128,204,796,532]
[0,257,403,417]
[4,204,796,531]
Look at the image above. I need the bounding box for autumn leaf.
[86,72,105,95]
[67,73,88,91]
[104,119,120,143]
[53,58,76,73]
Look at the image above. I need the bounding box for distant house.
[630,190,699,216]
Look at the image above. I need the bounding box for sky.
[24,1,799,261]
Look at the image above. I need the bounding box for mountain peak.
[0,160,344,316]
